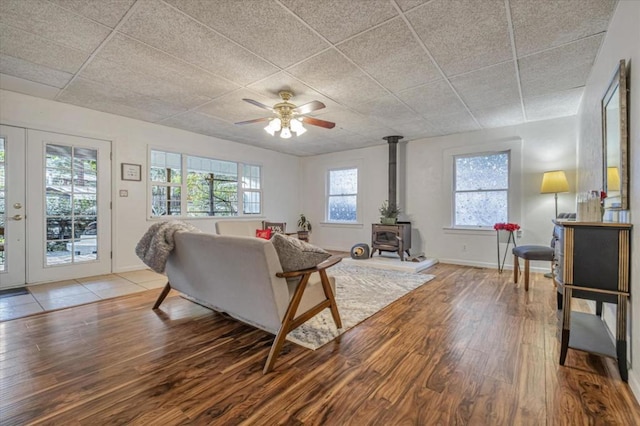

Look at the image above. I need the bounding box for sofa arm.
[275,256,342,279]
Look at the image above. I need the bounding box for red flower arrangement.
[493,222,521,232]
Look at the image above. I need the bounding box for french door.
[0,126,112,288]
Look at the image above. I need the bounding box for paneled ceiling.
[0,0,617,156]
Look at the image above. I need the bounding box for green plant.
[297,214,312,232]
[379,200,400,218]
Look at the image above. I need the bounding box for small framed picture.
[121,163,142,181]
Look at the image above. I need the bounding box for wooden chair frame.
[153,256,343,374]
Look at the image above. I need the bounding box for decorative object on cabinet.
[555,221,632,381]
[297,214,311,242]
[540,170,569,219]
[602,59,629,210]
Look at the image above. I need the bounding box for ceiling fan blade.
[301,116,335,129]
[242,98,273,111]
[235,117,271,125]
[293,100,326,115]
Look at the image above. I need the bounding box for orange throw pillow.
[256,229,272,240]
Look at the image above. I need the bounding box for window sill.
[320,222,364,229]
[442,226,495,236]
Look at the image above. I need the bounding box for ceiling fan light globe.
[264,125,275,136]
[295,126,307,136]
[290,118,305,133]
[280,127,292,139]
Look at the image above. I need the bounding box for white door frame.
[0,125,26,288]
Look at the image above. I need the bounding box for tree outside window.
[149,149,260,218]
[454,151,509,227]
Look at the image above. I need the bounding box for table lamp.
[607,166,620,192]
[541,170,569,219]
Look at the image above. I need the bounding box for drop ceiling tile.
[312,106,394,138]
[406,0,511,76]
[58,77,185,121]
[118,0,278,85]
[387,118,440,140]
[524,87,584,122]
[337,17,440,92]
[279,0,397,44]
[161,111,239,139]
[0,0,111,52]
[0,54,72,88]
[396,0,431,12]
[48,0,136,28]
[80,57,211,109]
[0,24,88,73]
[450,61,520,110]
[195,89,276,123]
[351,95,422,128]
[397,79,467,119]
[0,73,60,99]
[432,112,481,135]
[165,0,328,68]
[472,103,525,128]
[97,34,238,99]
[510,0,617,57]
[287,49,387,108]
[519,35,603,98]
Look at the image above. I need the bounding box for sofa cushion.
[256,228,272,239]
[271,233,331,272]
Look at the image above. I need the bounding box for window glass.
[328,168,358,222]
[454,152,509,227]
[149,150,260,217]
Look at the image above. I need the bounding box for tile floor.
[0,269,166,322]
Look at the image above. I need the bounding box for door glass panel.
[0,138,5,272]
[45,144,98,265]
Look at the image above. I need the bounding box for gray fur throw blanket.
[135,220,200,273]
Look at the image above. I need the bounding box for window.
[327,167,358,222]
[454,151,509,227]
[149,149,261,217]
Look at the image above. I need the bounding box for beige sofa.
[153,223,341,373]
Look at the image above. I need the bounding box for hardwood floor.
[1,263,638,425]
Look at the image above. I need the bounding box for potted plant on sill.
[379,200,400,225]
[297,214,312,242]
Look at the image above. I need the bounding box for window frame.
[453,150,510,228]
[326,166,359,224]
[442,139,522,232]
[147,147,262,219]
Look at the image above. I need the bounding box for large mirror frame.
[602,59,629,210]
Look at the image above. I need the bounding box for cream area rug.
[286,262,435,350]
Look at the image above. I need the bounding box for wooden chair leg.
[513,255,519,283]
[152,282,172,309]
[319,269,342,329]
[263,273,311,374]
[524,260,530,291]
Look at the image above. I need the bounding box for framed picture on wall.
[121,163,142,181]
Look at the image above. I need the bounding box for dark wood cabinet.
[554,221,632,381]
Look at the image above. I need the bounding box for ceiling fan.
[235,90,336,139]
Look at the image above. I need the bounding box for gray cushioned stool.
[512,245,554,291]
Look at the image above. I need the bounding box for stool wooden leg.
[524,259,530,291]
[513,255,519,283]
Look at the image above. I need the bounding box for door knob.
[11,214,23,221]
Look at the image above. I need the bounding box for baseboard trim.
[437,258,551,274]
[629,369,640,404]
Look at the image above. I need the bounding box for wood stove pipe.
[383,135,403,211]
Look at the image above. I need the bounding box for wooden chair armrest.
[275,256,342,279]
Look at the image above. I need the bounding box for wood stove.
[371,222,411,261]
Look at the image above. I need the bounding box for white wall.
[575,0,640,399]
[0,90,301,273]
[301,115,577,271]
